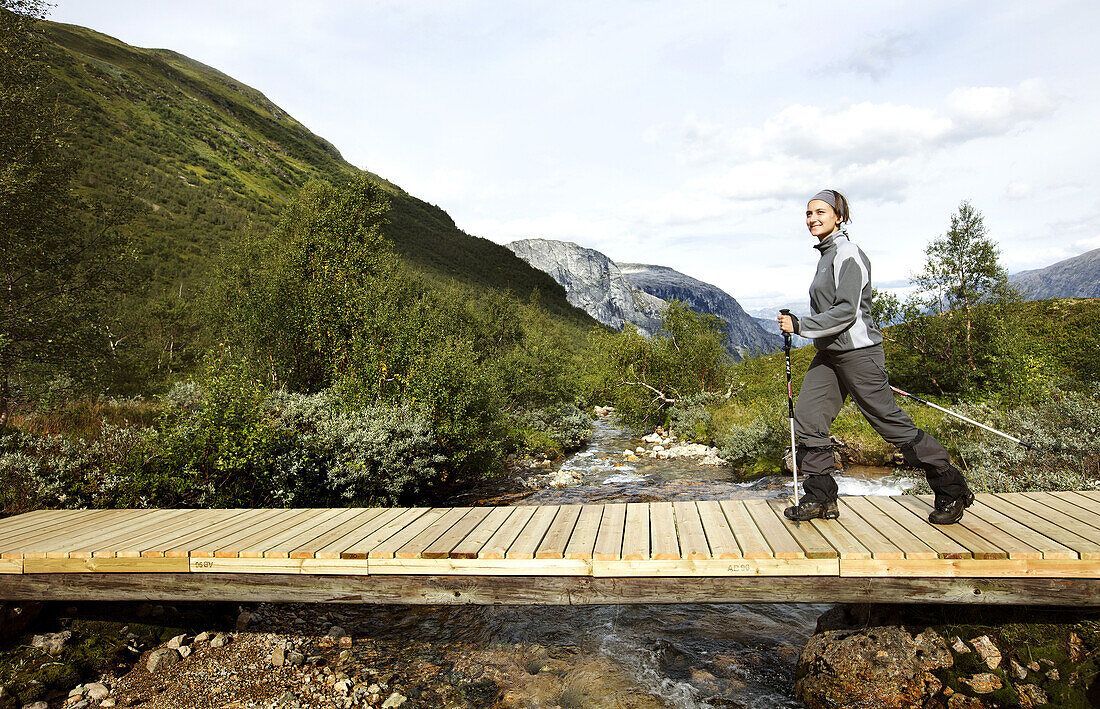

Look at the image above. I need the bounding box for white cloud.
[946,79,1058,138]
[673,80,1059,171]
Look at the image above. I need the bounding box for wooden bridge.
[2,492,1100,606]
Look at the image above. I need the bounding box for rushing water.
[343,416,915,708]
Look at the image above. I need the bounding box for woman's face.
[806,199,841,240]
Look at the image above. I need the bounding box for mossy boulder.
[797,604,1100,709]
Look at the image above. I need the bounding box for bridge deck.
[2,492,1099,605]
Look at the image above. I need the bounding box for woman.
[777,189,973,525]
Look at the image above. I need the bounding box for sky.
[49,1,1100,315]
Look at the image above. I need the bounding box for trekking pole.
[890,386,1036,450]
[780,310,799,505]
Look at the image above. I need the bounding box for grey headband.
[809,190,837,209]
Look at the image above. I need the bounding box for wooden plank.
[964,499,1078,560]
[1023,492,1100,532]
[1060,491,1100,518]
[592,503,626,561]
[696,500,740,559]
[888,496,1007,558]
[369,557,590,576]
[840,497,936,559]
[335,508,424,559]
[263,508,365,558]
[8,573,1100,606]
[864,495,970,559]
[40,510,170,559]
[1007,493,1100,542]
[842,558,1100,579]
[564,504,603,560]
[827,502,904,560]
[982,494,1100,559]
[479,506,537,560]
[23,557,189,574]
[743,499,803,558]
[305,508,398,559]
[18,510,152,559]
[423,507,493,559]
[451,507,517,559]
[159,509,282,558]
[73,509,196,558]
[190,557,303,574]
[593,557,838,577]
[0,558,22,574]
[507,506,558,559]
[649,502,680,560]
[197,509,316,558]
[1,509,123,558]
[536,505,583,559]
[673,501,710,560]
[118,509,249,558]
[239,508,345,558]
[765,500,838,559]
[719,500,771,559]
[0,509,64,536]
[393,508,472,559]
[0,509,90,547]
[620,503,650,561]
[218,508,326,558]
[805,516,871,560]
[363,509,447,559]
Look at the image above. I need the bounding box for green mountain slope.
[40,21,592,324]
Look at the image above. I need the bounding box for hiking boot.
[784,498,839,521]
[928,490,975,525]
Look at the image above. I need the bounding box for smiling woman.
[778,189,975,526]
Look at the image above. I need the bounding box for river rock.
[795,605,952,709]
[210,632,230,648]
[969,635,1001,669]
[23,702,48,709]
[85,682,109,701]
[960,673,1002,693]
[1017,683,1049,706]
[31,630,72,654]
[381,692,407,708]
[166,633,188,649]
[1010,658,1028,680]
[146,648,180,672]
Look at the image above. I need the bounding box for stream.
[337,415,917,708]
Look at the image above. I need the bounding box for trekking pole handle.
[779,309,792,351]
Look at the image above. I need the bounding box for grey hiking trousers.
[793,344,967,503]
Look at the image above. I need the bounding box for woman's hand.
[778,313,795,333]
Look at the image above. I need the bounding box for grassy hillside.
[40,21,594,331]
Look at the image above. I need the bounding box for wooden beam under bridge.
[3,573,1100,606]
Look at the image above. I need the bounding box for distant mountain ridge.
[1009,247,1100,300]
[507,239,781,358]
[617,263,782,357]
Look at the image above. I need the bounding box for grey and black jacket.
[792,229,882,353]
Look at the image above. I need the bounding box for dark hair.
[829,190,851,223]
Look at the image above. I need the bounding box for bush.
[509,404,594,458]
[906,384,1100,494]
[270,390,446,505]
[668,392,725,443]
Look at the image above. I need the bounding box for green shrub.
[509,404,594,458]
[270,390,446,505]
[906,384,1100,494]
[668,392,725,443]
